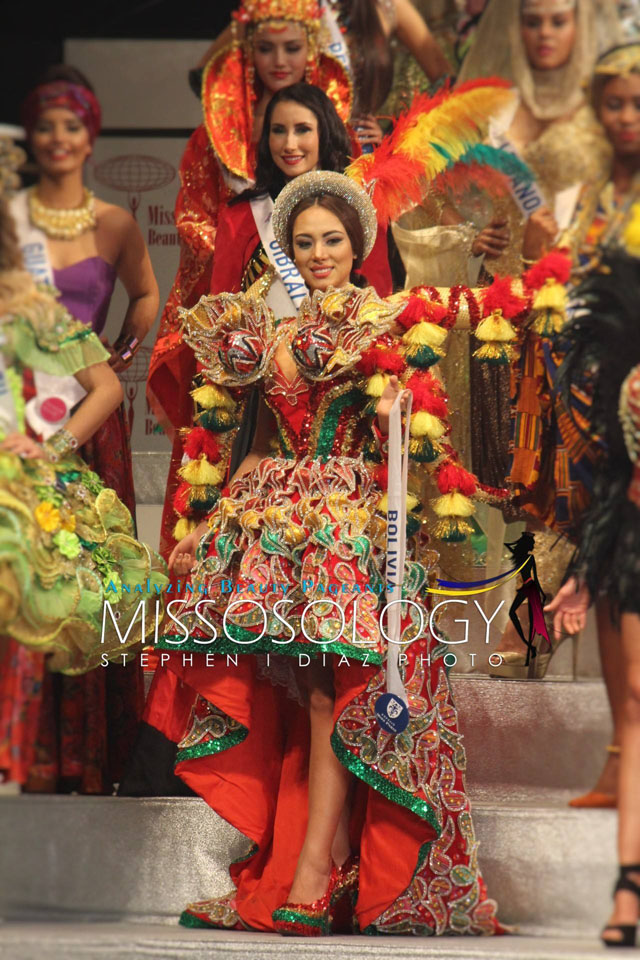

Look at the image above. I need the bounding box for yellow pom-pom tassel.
[531,310,565,336]
[366,373,390,397]
[533,278,566,312]
[410,410,446,439]
[624,202,640,257]
[406,493,419,511]
[191,383,236,411]
[432,491,475,518]
[403,320,448,350]
[173,517,197,541]
[378,492,388,512]
[475,310,517,343]
[433,517,474,541]
[178,456,225,487]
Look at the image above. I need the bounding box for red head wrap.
[21,81,102,144]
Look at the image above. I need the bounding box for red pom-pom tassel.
[183,426,221,462]
[482,275,528,319]
[436,462,477,496]
[524,250,572,290]
[173,481,192,516]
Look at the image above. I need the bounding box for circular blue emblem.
[374,693,410,734]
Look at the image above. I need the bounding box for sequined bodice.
[263,349,370,461]
[181,284,403,462]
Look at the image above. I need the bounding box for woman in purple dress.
[3,65,159,793]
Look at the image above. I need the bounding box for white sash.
[490,132,546,218]
[250,195,309,316]
[10,191,86,439]
[320,0,352,75]
[385,389,413,704]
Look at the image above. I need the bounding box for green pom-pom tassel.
[190,486,221,513]
[197,408,238,432]
[406,515,421,537]
[442,530,467,543]
[405,345,439,368]
[409,438,437,463]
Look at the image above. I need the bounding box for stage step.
[0,794,616,938]
[452,677,611,801]
[0,678,614,936]
[0,923,615,960]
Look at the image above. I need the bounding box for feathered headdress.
[345,79,533,227]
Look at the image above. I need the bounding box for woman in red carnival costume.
[2,67,159,794]
[147,0,353,560]
[141,156,513,934]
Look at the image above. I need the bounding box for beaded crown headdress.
[233,0,322,27]
[272,171,378,261]
[521,0,576,11]
[594,42,640,78]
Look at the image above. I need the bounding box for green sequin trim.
[157,630,383,666]
[59,327,94,347]
[272,907,329,931]
[176,724,248,764]
[179,911,213,929]
[330,731,440,833]
[315,388,363,461]
[231,842,258,866]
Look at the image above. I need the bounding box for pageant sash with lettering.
[10,190,86,439]
[250,194,309,316]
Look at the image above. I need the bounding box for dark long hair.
[231,83,352,205]
[349,0,394,114]
[505,532,535,567]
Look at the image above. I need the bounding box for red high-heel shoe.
[331,854,360,934]
[272,863,343,936]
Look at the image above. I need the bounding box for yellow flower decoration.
[35,501,61,533]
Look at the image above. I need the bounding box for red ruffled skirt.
[146,456,501,934]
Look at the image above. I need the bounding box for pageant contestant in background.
[190,0,451,147]
[5,66,159,794]
[147,0,352,560]
[506,44,640,808]
[0,143,166,790]
[146,170,501,936]
[393,0,619,484]
[546,249,640,947]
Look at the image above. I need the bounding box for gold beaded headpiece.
[234,0,322,28]
[520,0,576,11]
[272,171,378,261]
[594,43,640,78]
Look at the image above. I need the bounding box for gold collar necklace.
[28,186,97,240]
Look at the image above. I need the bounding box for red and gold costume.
[144,278,502,935]
[147,0,352,558]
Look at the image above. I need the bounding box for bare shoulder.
[95,198,140,237]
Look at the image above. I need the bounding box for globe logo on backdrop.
[93,155,176,219]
